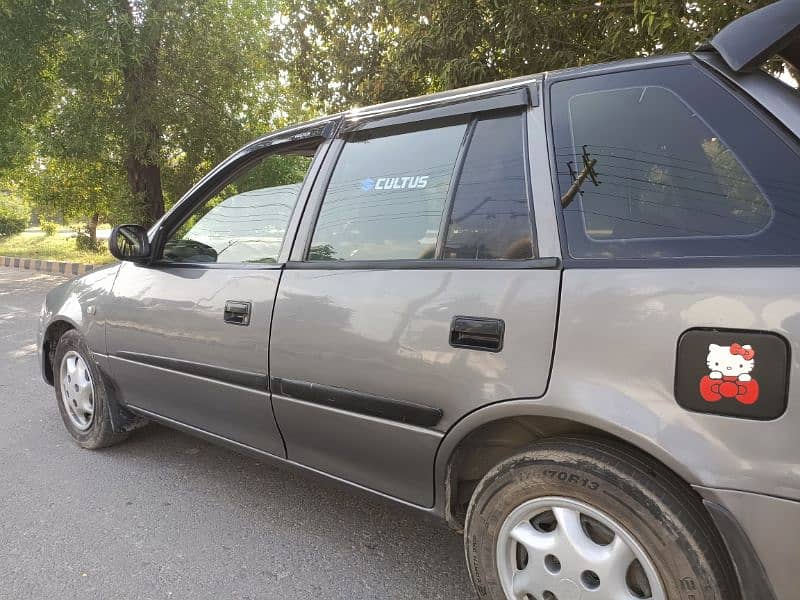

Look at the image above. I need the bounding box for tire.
[53,329,128,449]
[464,436,738,600]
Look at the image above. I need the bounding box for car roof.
[342,53,695,121]
[243,53,696,153]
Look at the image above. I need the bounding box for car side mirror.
[109,224,151,262]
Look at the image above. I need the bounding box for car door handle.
[449,316,505,352]
[224,300,251,326]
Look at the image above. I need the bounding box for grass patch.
[0,232,115,264]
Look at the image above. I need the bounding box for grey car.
[36,3,800,599]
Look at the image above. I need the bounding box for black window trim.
[293,103,553,270]
[146,127,335,270]
[433,117,478,260]
[544,55,800,269]
[285,257,560,270]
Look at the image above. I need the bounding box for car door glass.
[442,111,533,259]
[309,122,468,261]
[164,152,313,264]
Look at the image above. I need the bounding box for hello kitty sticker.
[699,343,759,405]
[675,328,788,420]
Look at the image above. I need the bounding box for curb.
[1,256,98,276]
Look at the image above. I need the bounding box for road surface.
[0,267,475,600]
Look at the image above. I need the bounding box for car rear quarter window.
[550,63,800,260]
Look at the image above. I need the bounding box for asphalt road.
[0,268,475,600]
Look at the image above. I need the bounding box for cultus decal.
[699,343,759,405]
[360,175,429,191]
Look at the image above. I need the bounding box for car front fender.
[38,264,121,384]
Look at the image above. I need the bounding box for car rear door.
[544,58,800,600]
[269,89,561,505]
[105,121,336,456]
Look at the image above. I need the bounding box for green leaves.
[0,0,781,229]
[0,192,30,237]
[3,0,283,225]
[278,0,776,109]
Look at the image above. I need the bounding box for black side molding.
[272,377,443,428]
[114,351,267,391]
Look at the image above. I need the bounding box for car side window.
[308,109,534,262]
[550,64,800,260]
[309,122,468,261]
[163,150,313,264]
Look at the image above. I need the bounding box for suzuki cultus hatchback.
[38,2,800,598]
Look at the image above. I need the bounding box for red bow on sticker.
[730,343,755,360]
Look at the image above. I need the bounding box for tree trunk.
[116,0,166,227]
[87,212,99,247]
[124,155,165,225]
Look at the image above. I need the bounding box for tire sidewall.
[53,330,113,448]
[465,447,724,600]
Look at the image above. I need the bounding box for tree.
[23,157,127,246]
[278,0,778,110]
[2,0,285,226]
[1,0,784,234]
[0,185,30,238]
[0,0,59,173]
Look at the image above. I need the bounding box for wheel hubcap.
[496,496,665,600]
[59,351,95,431]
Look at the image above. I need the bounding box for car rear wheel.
[54,330,128,449]
[464,436,738,600]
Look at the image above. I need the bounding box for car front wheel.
[464,436,738,600]
[53,329,128,449]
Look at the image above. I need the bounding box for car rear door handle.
[224,300,251,326]
[449,316,505,352]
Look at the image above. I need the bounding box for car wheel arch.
[435,403,754,598]
[436,402,699,531]
[42,319,77,385]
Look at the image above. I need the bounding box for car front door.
[269,91,562,504]
[105,123,335,456]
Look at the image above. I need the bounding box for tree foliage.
[23,157,128,243]
[0,186,30,237]
[278,0,777,110]
[0,0,786,234]
[2,0,284,226]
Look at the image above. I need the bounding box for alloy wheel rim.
[59,351,95,431]
[496,496,665,600]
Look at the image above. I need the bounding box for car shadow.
[102,422,474,598]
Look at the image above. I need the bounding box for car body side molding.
[705,0,800,72]
[271,377,443,428]
[114,351,267,391]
